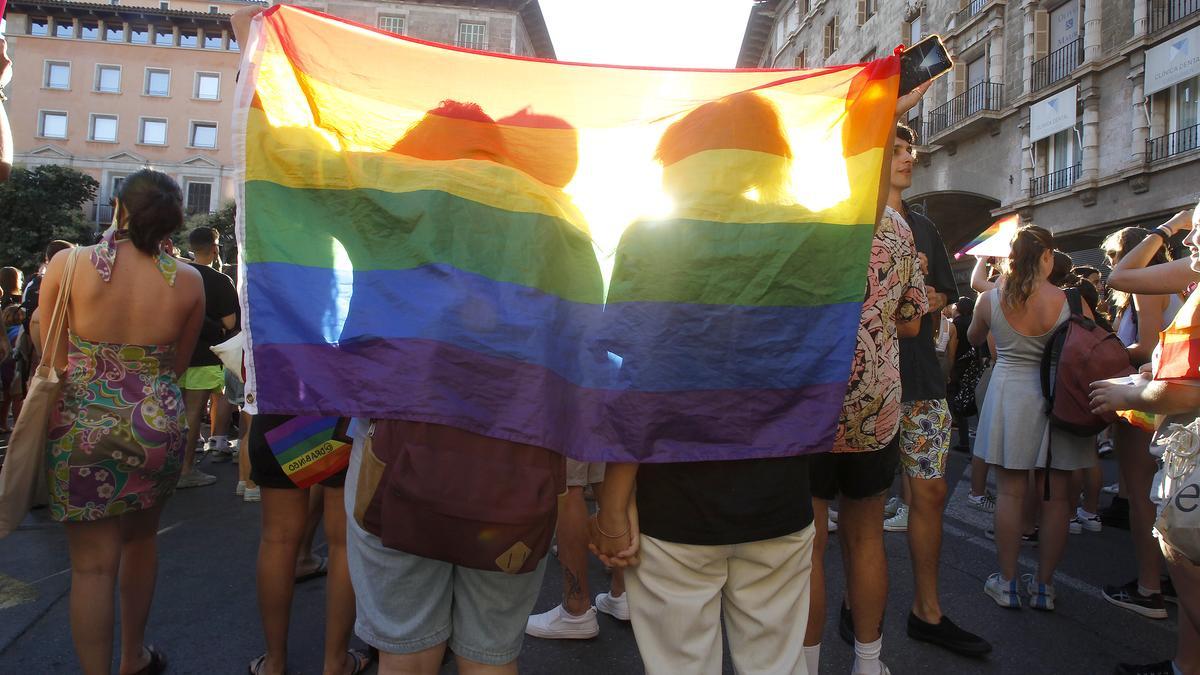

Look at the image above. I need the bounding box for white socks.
[803,643,820,674]
[852,636,883,675]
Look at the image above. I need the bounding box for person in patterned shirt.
[804,132,928,675]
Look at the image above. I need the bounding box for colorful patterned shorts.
[899,398,951,480]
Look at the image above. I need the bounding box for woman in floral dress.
[39,169,204,675]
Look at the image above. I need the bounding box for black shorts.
[809,434,900,501]
[248,414,348,490]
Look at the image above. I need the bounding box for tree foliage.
[181,200,237,251]
[0,165,99,274]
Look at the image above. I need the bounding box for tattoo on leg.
[563,566,583,601]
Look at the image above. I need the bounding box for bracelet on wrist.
[593,513,630,539]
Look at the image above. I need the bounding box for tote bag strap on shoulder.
[41,248,81,370]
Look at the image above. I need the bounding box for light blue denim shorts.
[343,434,548,666]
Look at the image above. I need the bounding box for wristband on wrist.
[1152,226,1171,241]
[592,513,630,539]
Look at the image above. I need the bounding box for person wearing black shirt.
[891,125,990,657]
[176,227,239,488]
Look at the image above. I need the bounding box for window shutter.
[824,23,832,57]
[857,0,866,25]
[1034,10,1049,60]
[953,62,966,97]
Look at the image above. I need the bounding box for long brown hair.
[1101,227,1172,316]
[1002,225,1055,309]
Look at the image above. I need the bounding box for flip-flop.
[130,645,167,675]
[294,555,328,583]
[344,649,373,675]
[248,654,266,675]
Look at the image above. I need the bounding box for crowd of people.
[2,11,1198,675]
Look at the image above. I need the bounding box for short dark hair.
[44,240,72,262]
[188,226,219,249]
[896,122,917,146]
[118,170,184,256]
[1071,265,1100,278]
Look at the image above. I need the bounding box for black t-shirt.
[898,206,958,402]
[188,262,239,367]
[636,456,813,546]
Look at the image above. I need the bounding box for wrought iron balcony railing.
[1147,124,1200,162]
[956,0,990,28]
[924,81,1004,138]
[1149,0,1200,33]
[1032,38,1084,92]
[1029,163,1081,197]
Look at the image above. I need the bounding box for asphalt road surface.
[0,440,1180,674]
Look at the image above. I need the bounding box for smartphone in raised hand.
[899,35,953,95]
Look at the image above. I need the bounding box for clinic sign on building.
[1145,25,1200,95]
[1030,86,1078,142]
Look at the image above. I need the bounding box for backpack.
[1041,288,1135,436]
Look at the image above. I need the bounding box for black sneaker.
[984,527,1038,545]
[838,602,854,646]
[1161,576,1177,604]
[1102,580,1168,619]
[1113,660,1175,675]
[907,613,992,657]
[1100,497,1130,530]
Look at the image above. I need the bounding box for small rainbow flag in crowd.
[263,416,352,488]
[236,6,900,462]
[957,214,1020,259]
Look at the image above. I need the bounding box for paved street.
[0,440,1180,674]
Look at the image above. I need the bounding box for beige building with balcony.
[6,0,554,226]
[739,0,1200,268]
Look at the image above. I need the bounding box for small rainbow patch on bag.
[264,416,351,488]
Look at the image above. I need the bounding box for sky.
[538,0,757,69]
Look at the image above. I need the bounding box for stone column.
[989,25,1005,84]
[1133,0,1148,38]
[1023,0,1037,95]
[1084,0,1103,62]
[1080,79,1101,182]
[1129,53,1149,167]
[1021,117,1034,199]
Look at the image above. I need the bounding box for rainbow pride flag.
[236,6,900,463]
[957,214,1020,259]
[263,416,352,488]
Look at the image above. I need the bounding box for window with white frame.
[908,14,922,45]
[90,114,118,142]
[39,111,68,138]
[195,72,219,100]
[1170,76,1200,133]
[190,121,217,148]
[140,118,167,145]
[45,61,70,89]
[379,15,405,34]
[458,21,485,49]
[96,65,121,93]
[145,68,170,96]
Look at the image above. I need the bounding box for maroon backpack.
[1041,288,1134,436]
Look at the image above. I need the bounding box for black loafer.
[907,612,992,657]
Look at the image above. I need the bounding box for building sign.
[1146,25,1200,96]
[1050,1,1079,51]
[1030,87,1077,142]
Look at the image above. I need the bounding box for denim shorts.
[343,435,547,665]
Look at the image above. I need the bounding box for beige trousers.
[626,526,815,675]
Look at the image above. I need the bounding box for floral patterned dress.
[45,228,186,522]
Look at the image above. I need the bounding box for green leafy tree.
[0,165,99,274]
[180,200,236,250]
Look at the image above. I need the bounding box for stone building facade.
[6,0,553,225]
[739,0,1200,267]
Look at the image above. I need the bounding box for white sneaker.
[883,504,909,532]
[1069,516,1083,535]
[595,592,630,621]
[525,604,599,639]
[236,480,246,496]
[243,486,261,503]
[1102,482,1120,495]
[827,515,839,533]
[884,496,902,518]
[966,492,996,513]
[1076,508,1102,532]
[828,507,839,523]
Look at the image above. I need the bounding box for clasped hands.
[587,501,640,569]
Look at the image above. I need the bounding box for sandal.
[248,654,267,675]
[294,555,328,584]
[344,649,373,675]
[130,645,168,675]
